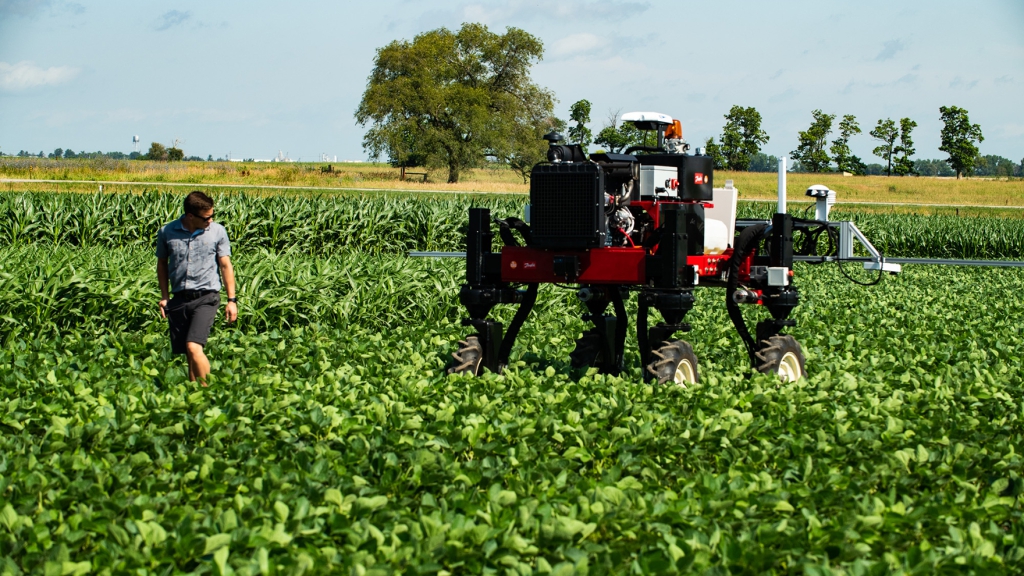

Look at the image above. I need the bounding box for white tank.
[704,218,730,255]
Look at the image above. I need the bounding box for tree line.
[354,23,1020,182]
[0,144,206,162]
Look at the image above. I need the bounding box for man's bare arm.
[218,255,238,323]
[157,257,170,318]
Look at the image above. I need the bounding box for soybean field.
[0,190,1022,575]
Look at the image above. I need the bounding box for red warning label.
[694,172,704,185]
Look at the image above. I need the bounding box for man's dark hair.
[184,191,214,216]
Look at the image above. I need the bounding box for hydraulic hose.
[726,223,769,365]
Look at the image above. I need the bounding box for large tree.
[870,119,898,176]
[703,137,727,170]
[167,147,184,161]
[506,115,563,184]
[594,110,646,153]
[939,105,984,179]
[830,114,864,174]
[355,23,554,183]
[566,99,593,153]
[791,110,835,173]
[719,105,769,171]
[145,142,168,161]
[892,118,917,176]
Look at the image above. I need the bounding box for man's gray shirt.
[156,217,231,293]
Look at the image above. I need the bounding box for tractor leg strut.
[497,283,538,367]
[576,285,626,375]
[638,289,695,382]
[452,207,537,374]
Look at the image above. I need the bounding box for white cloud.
[0,61,79,91]
[551,33,603,57]
[458,0,648,25]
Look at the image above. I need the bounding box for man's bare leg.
[185,342,211,385]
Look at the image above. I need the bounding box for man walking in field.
[156,191,238,385]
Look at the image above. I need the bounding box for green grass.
[1,243,1022,574]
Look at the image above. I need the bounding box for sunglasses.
[190,212,214,223]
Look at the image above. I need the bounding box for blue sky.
[2,0,1022,164]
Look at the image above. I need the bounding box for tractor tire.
[755,335,806,382]
[646,340,699,386]
[569,329,604,368]
[447,335,483,376]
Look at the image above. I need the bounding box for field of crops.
[1,189,1022,574]
[3,191,1024,259]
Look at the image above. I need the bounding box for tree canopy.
[791,110,834,173]
[594,110,646,154]
[145,142,168,161]
[892,118,917,176]
[566,99,593,153]
[719,106,769,171]
[703,137,726,170]
[830,115,865,175]
[939,105,984,179]
[870,119,898,176]
[355,23,555,183]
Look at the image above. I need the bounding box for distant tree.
[146,142,168,161]
[747,152,781,172]
[830,114,863,174]
[863,163,886,176]
[719,105,769,171]
[566,99,593,152]
[703,137,727,169]
[355,23,554,183]
[51,148,63,159]
[38,151,44,158]
[791,109,835,173]
[168,147,185,161]
[939,105,984,179]
[504,115,563,184]
[207,154,213,161]
[63,149,77,159]
[913,158,955,177]
[870,119,898,176]
[973,154,1016,177]
[892,118,918,176]
[129,151,143,160]
[594,110,645,153]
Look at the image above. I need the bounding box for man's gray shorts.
[166,291,220,354]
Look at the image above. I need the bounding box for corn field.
[2,191,1023,258]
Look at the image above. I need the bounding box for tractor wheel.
[447,335,483,376]
[569,329,604,368]
[646,340,699,386]
[755,335,806,382]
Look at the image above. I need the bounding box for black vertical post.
[467,208,491,285]
[770,213,793,268]
[659,205,689,288]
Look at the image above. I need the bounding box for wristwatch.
[227,297,238,303]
